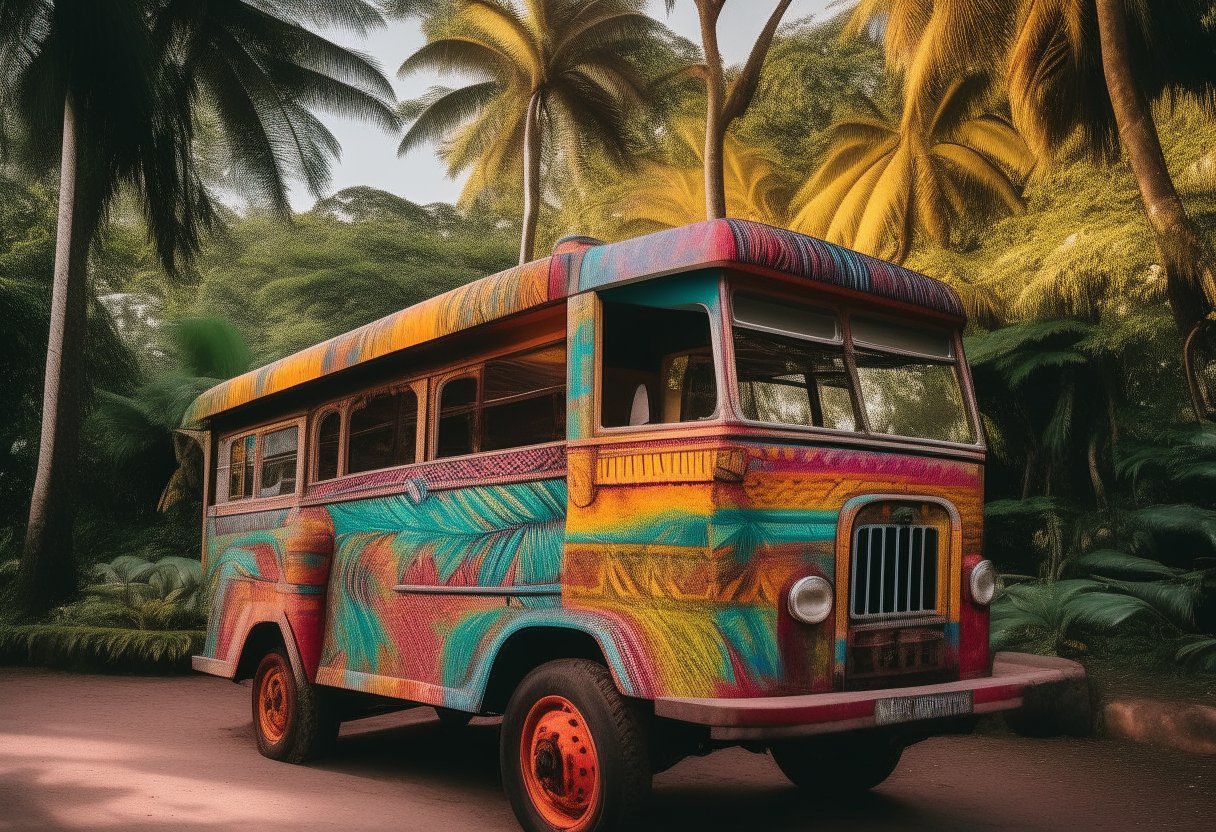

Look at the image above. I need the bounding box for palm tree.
[614,119,789,235]
[0,0,397,614]
[846,0,1216,414]
[396,0,656,264]
[664,0,795,221]
[790,74,1034,264]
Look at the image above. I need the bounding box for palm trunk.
[1096,0,1216,339]
[519,89,542,265]
[1087,433,1108,512]
[698,5,727,221]
[17,94,96,616]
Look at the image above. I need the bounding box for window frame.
[725,282,983,451]
[430,369,483,461]
[216,417,305,506]
[594,297,726,436]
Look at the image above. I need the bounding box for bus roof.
[182,219,964,427]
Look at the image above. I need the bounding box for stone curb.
[1102,698,1216,755]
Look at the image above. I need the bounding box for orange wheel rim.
[519,696,600,830]
[258,662,289,744]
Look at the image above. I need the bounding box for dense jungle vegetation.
[1,0,1215,679]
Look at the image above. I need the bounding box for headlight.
[969,560,996,606]
[788,576,833,624]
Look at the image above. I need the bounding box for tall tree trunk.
[1096,0,1216,338]
[519,89,543,265]
[697,3,727,220]
[17,94,96,616]
[1087,433,1108,512]
[693,0,794,222]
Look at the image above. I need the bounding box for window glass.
[733,293,840,342]
[854,351,974,443]
[316,411,340,481]
[601,302,717,428]
[348,390,418,474]
[259,427,298,498]
[483,345,566,451]
[437,377,478,458]
[734,327,858,431]
[851,316,954,359]
[228,434,256,501]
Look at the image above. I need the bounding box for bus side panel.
[313,477,568,705]
[199,507,333,679]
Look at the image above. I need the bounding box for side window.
[600,302,717,428]
[348,390,418,474]
[259,427,299,498]
[437,377,478,458]
[316,411,341,481]
[482,344,566,451]
[227,434,256,501]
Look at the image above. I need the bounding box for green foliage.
[0,624,202,670]
[52,554,206,631]
[181,203,516,363]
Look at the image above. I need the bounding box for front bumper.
[653,652,1086,741]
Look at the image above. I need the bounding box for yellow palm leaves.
[789,76,1033,263]
[616,120,790,235]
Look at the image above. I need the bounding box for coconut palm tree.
[613,119,789,235]
[663,0,795,221]
[790,74,1034,264]
[0,0,397,614]
[846,0,1216,414]
[396,0,657,264]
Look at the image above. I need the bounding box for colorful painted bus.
[188,219,1085,832]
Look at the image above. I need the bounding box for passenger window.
[259,427,298,497]
[348,390,418,474]
[483,344,566,451]
[227,433,256,501]
[437,377,478,458]
[734,328,857,431]
[316,411,341,481]
[601,302,717,428]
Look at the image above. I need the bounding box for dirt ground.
[1,666,1213,831]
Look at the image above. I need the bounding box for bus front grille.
[849,524,939,619]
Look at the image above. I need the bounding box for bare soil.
[1,667,1213,831]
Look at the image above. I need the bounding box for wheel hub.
[520,696,600,829]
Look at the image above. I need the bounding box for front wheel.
[770,733,903,795]
[501,659,650,832]
[252,648,339,763]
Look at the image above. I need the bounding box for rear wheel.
[770,733,903,795]
[501,659,650,832]
[252,648,339,763]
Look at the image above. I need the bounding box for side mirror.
[629,384,650,426]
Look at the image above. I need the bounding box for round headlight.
[788,576,834,624]
[969,560,996,606]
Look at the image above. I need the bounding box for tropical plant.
[1,0,398,614]
[663,0,795,220]
[790,73,1034,263]
[395,0,657,264]
[93,317,251,512]
[613,119,790,235]
[846,0,1216,412]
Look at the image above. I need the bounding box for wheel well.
[481,627,607,714]
[234,622,287,682]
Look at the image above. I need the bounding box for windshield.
[731,293,976,445]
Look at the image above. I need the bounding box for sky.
[295,0,838,211]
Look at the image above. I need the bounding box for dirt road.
[1,667,1212,831]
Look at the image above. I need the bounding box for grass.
[0,624,203,674]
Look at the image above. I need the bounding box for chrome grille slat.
[850,524,938,618]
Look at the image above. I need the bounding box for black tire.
[770,733,903,795]
[436,706,475,730]
[252,648,339,764]
[501,659,651,832]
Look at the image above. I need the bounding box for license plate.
[874,690,973,726]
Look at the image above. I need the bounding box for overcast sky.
[295,0,838,210]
